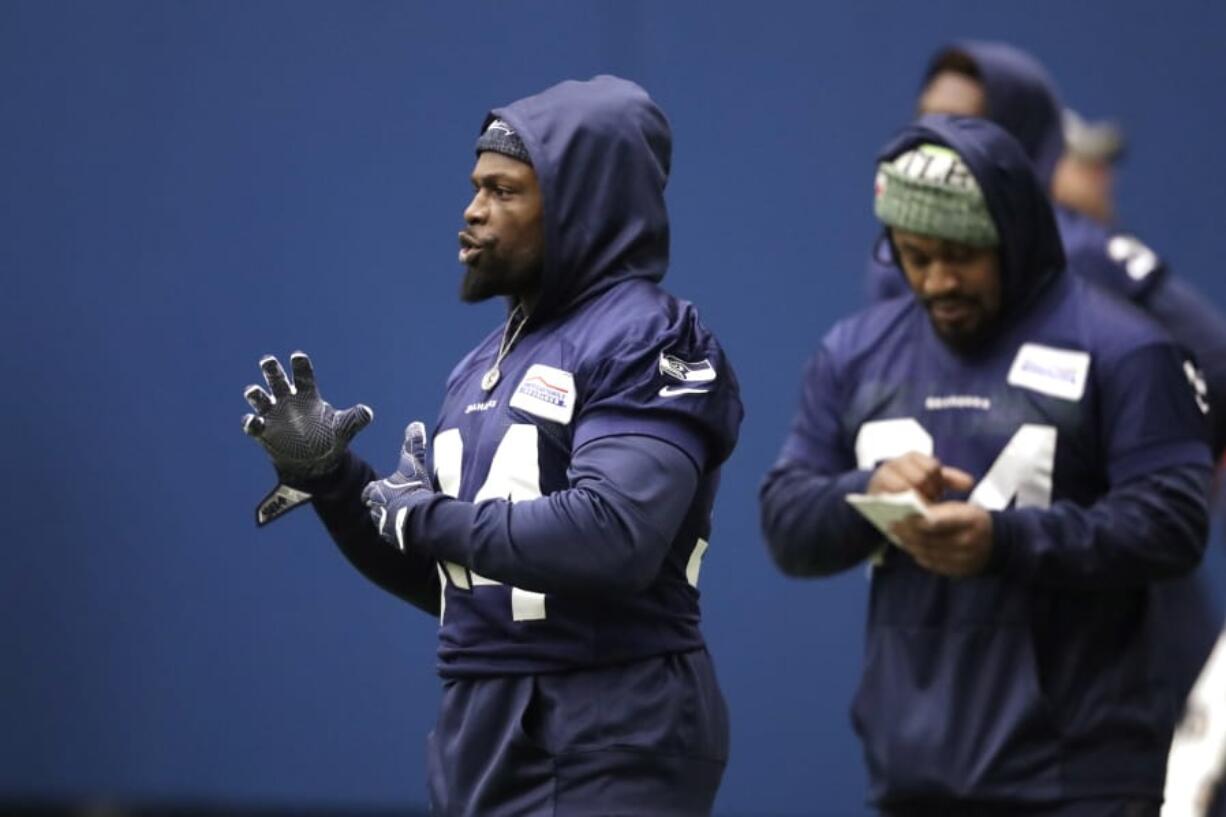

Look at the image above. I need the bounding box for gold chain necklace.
[481,305,528,391]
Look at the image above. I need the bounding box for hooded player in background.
[240,76,742,816]
[762,115,1212,815]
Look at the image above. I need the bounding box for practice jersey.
[771,271,1210,801]
[428,278,741,677]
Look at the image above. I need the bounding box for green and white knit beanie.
[874,143,999,247]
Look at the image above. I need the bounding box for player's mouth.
[927,297,975,325]
[458,231,491,265]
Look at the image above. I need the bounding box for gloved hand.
[361,421,434,551]
[242,352,373,526]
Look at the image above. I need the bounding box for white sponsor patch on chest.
[1007,343,1091,401]
[509,364,576,424]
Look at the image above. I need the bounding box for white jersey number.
[854,419,1056,511]
[430,422,710,622]
[432,424,547,623]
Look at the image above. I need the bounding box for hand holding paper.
[846,490,931,545]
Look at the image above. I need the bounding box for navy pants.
[881,799,1159,817]
[427,649,728,817]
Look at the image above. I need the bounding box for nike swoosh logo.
[659,386,711,398]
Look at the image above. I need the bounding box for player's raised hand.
[241,351,373,525]
[361,421,435,550]
[867,451,974,503]
[890,501,993,578]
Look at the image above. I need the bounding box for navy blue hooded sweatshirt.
[867,41,1226,457]
[307,76,743,677]
[764,116,1211,804]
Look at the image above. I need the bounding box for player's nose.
[921,262,960,297]
[464,190,487,225]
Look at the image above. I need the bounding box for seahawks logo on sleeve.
[658,352,716,398]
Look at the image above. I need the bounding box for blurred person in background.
[1052,107,1124,226]
[1165,631,1226,816]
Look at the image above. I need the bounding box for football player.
[763,115,1212,815]
[242,76,742,816]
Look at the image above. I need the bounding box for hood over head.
[878,115,1066,322]
[924,41,1065,187]
[481,75,671,325]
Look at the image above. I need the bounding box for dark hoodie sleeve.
[570,310,743,471]
[1063,220,1166,303]
[1067,222,1226,457]
[1138,273,1226,458]
[990,342,1212,588]
[397,434,698,596]
[759,348,883,576]
[302,451,441,615]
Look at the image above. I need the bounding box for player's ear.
[882,229,901,267]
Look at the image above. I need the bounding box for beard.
[460,265,508,303]
[922,294,996,351]
[460,252,542,304]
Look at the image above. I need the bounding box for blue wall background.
[3,2,1224,815]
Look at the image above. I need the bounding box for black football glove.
[242,352,373,526]
[360,421,434,550]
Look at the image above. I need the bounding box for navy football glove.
[361,421,434,550]
[242,352,373,526]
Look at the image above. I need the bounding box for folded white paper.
[846,490,930,546]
